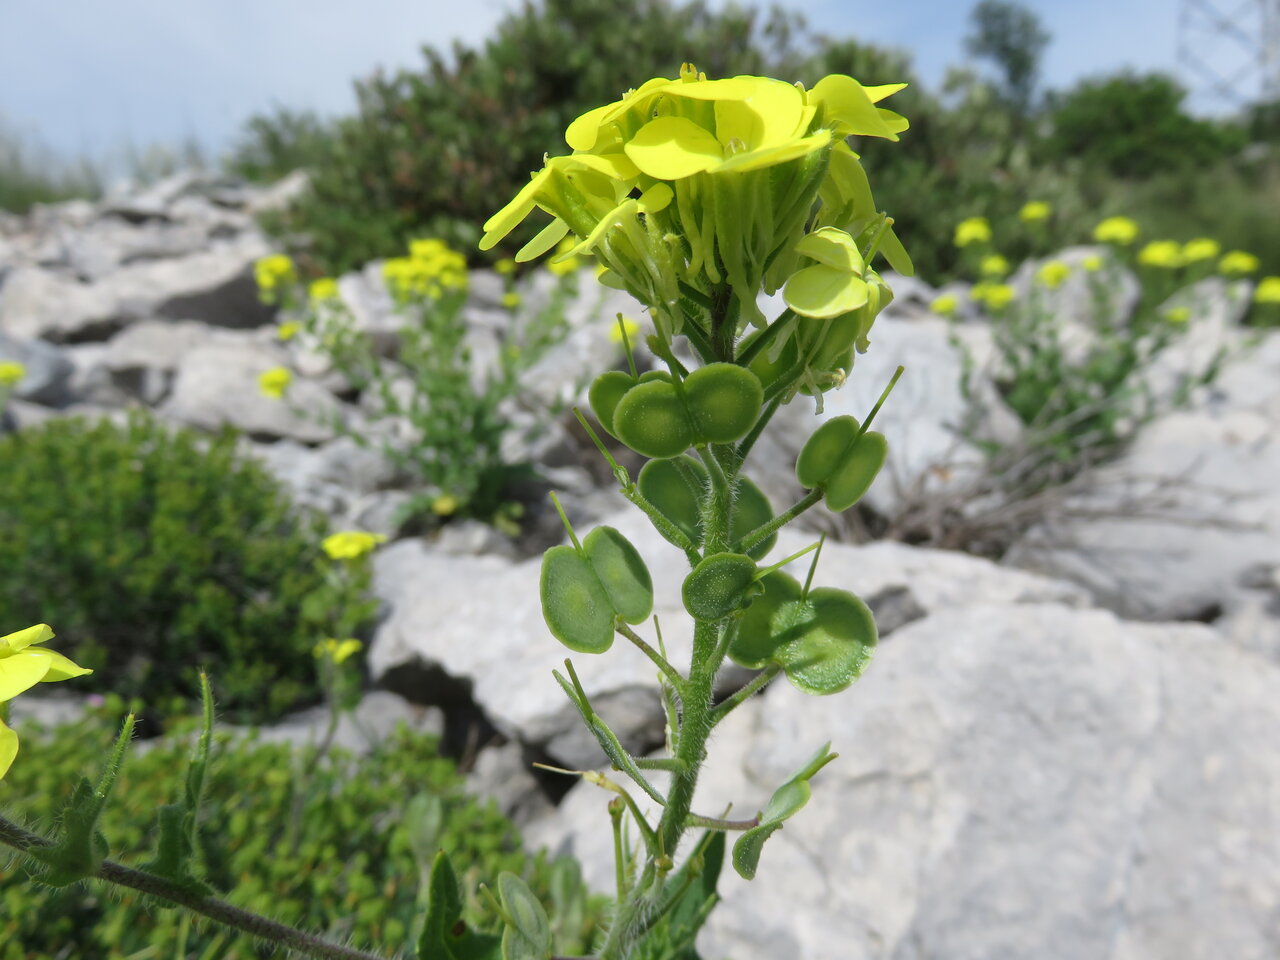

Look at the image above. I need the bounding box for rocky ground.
[4,174,1279,959]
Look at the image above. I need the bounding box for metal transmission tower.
[1177,0,1280,106]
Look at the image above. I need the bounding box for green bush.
[0,117,101,214]
[226,105,336,183]
[0,414,339,725]
[0,706,599,958]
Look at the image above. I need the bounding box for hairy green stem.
[736,488,824,554]
[712,664,782,722]
[0,815,391,960]
[616,623,686,691]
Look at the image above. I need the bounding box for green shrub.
[225,106,336,183]
[0,117,101,214]
[0,706,599,958]
[0,414,340,725]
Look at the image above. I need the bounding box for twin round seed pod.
[589,362,764,460]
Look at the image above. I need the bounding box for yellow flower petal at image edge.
[314,638,363,665]
[1255,277,1280,304]
[258,367,293,399]
[1181,238,1220,263]
[1,624,92,779]
[1037,260,1071,289]
[1219,250,1259,276]
[1019,201,1051,223]
[1138,240,1184,269]
[321,531,388,561]
[1093,217,1139,245]
[0,361,26,387]
[954,217,992,248]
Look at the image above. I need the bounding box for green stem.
[616,623,686,691]
[685,813,760,831]
[712,664,781,722]
[0,816,391,960]
[736,488,824,554]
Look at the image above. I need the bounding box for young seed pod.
[588,370,638,437]
[539,526,653,653]
[768,588,876,694]
[728,571,803,668]
[682,363,764,444]
[795,415,888,511]
[612,379,695,459]
[682,552,758,621]
[637,456,778,559]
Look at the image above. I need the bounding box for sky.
[0,0,1262,168]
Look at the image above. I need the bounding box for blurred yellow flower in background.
[1181,238,1220,263]
[1036,260,1071,289]
[1219,250,1260,276]
[1081,254,1105,272]
[1162,306,1191,324]
[258,367,293,399]
[254,254,296,293]
[1019,201,1052,223]
[954,217,992,248]
[1093,217,1139,245]
[432,495,460,517]
[972,282,1015,310]
[495,258,518,276]
[547,236,582,277]
[1255,277,1280,304]
[309,277,340,304]
[501,292,521,310]
[276,321,302,342]
[321,531,387,561]
[0,362,26,387]
[1138,241,1184,269]
[930,293,960,316]
[609,315,642,343]
[314,638,363,665]
[980,254,1010,277]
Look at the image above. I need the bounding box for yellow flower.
[972,282,1015,310]
[276,321,302,342]
[321,531,388,561]
[1181,238,1220,263]
[309,277,340,304]
[1,624,92,779]
[313,638,363,665]
[609,315,642,343]
[501,292,522,310]
[930,293,960,316]
[258,367,293,399]
[1019,201,1052,223]
[1162,306,1191,324]
[431,494,460,517]
[385,239,469,299]
[495,259,518,276]
[1255,277,1280,304]
[954,217,992,248]
[547,236,582,277]
[1093,217,1139,245]
[0,361,26,388]
[1219,250,1260,276]
[1036,260,1071,289]
[254,254,296,292]
[1081,254,1105,273]
[1137,240,1184,269]
[979,254,1009,278]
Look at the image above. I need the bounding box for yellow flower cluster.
[954,217,992,248]
[321,530,387,561]
[384,239,469,300]
[258,367,293,399]
[1220,250,1260,276]
[1256,277,1280,304]
[313,638,363,665]
[609,315,643,343]
[930,293,960,317]
[1093,217,1139,245]
[1137,240,1184,269]
[255,254,296,293]
[1019,201,1052,223]
[971,282,1015,310]
[309,277,340,305]
[980,254,1009,278]
[1,624,91,779]
[0,361,26,388]
[1036,260,1071,289]
[1181,238,1220,263]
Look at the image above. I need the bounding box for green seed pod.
[770,587,877,694]
[582,526,653,624]
[540,545,615,653]
[682,552,757,621]
[638,457,777,559]
[730,475,778,560]
[588,370,638,437]
[612,378,695,459]
[683,363,764,444]
[795,415,887,511]
[728,571,802,669]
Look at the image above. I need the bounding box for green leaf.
[498,872,552,960]
[682,553,757,621]
[682,363,763,444]
[732,744,836,880]
[417,850,502,960]
[539,545,615,654]
[582,526,653,625]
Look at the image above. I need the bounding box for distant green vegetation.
[0,116,101,213]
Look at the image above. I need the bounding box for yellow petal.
[878,225,915,277]
[712,79,806,148]
[794,227,864,273]
[565,103,615,151]
[637,182,674,213]
[784,264,870,319]
[0,624,54,654]
[0,651,55,700]
[877,108,910,134]
[516,218,570,262]
[0,717,16,780]
[480,167,554,247]
[31,648,92,683]
[712,130,831,174]
[567,152,640,181]
[809,75,899,140]
[624,116,724,180]
[864,82,908,103]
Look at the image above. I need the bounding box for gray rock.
[246,170,311,215]
[0,330,75,405]
[465,741,556,825]
[528,604,1280,960]
[161,341,343,443]
[228,690,444,755]
[0,265,120,341]
[99,319,219,404]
